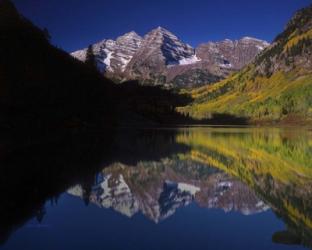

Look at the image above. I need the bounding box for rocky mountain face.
[123,27,195,85]
[71,28,269,88]
[72,31,143,76]
[166,37,269,88]
[196,37,270,69]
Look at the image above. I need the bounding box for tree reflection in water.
[1,127,312,249]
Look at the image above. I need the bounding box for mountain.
[72,31,143,76]
[71,28,268,87]
[196,37,269,70]
[180,4,312,124]
[1,0,195,132]
[167,37,269,88]
[123,27,195,85]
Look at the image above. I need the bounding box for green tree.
[85,44,97,69]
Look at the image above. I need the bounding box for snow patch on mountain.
[256,45,265,51]
[99,174,139,217]
[72,28,270,85]
[177,182,200,195]
[179,55,201,65]
[219,62,233,68]
[103,49,113,71]
[71,49,86,61]
[71,32,142,73]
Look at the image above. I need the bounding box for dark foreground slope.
[180,4,312,125]
[0,0,202,141]
[0,0,119,133]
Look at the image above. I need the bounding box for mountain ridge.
[71,27,269,87]
[180,4,312,124]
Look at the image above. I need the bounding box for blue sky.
[13,0,312,52]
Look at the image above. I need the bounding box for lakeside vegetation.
[178,4,312,125]
[179,70,312,124]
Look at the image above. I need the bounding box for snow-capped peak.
[117,31,142,41]
[147,26,180,40]
[123,31,140,36]
[241,36,258,41]
[71,30,143,73]
[155,26,171,33]
[139,26,195,65]
[241,36,270,46]
[71,28,270,85]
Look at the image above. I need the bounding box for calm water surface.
[1,127,312,250]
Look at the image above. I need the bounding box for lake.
[0,127,312,250]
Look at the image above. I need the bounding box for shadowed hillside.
[0,0,227,140]
[0,0,118,132]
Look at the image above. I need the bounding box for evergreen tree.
[85,44,97,69]
[36,207,46,223]
[43,27,51,41]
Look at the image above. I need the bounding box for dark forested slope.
[0,0,116,131]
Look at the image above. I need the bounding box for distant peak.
[222,39,234,44]
[241,37,270,47]
[240,36,268,44]
[116,31,142,45]
[151,26,173,34]
[241,36,255,40]
[156,26,165,30]
[124,31,139,36]
[120,31,142,39]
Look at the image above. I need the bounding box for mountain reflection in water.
[68,161,270,222]
[1,127,312,250]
